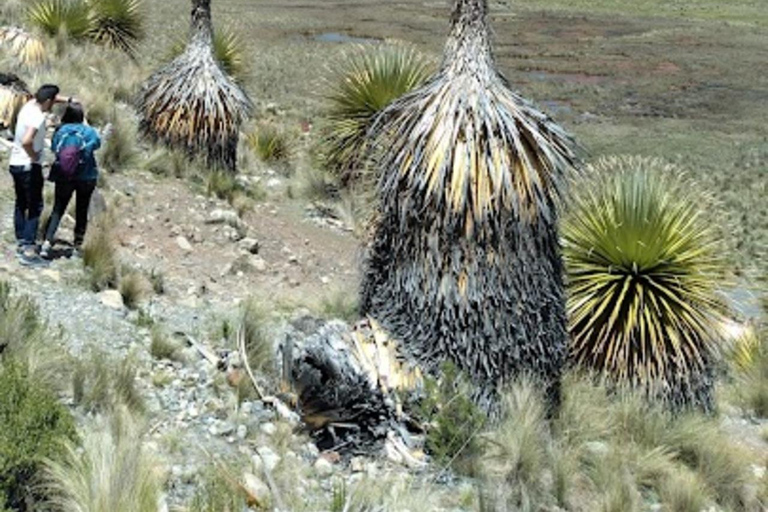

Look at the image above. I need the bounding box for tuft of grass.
[0,362,77,511]
[27,0,91,40]
[99,113,137,172]
[86,0,144,56]
[189,468,246,512]
[72,349,144,414]
[82,214,118,291]
[727,325,768,418]
[44,408,162,512]
[118,269,147,310]
[246,124,291,165]
[317,289,359,323]
[206,169,239,202]
[149,326,182,362]
[147,268,165,295]
[562,156,727,410]
[322,44,433,185]
[239,299,276,378]
[478,379,552,509]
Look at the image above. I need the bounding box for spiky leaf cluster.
[323,44,433,185]
[168,24,245,80]
[27,0,144,55]
[87,0,144,56]
[28,0,91,39]
[136,0,250,171]
[562,156,726,410]
[361,0,577,410]
[0,26,47,67]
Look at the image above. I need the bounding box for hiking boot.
[18,249,49,268]
[40,240,52,259]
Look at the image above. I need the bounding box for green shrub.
[189,469,245,512]
[0,363,77,511]
[728,326,768,418]
[323,44,433,185]
[239,299,275,378]
[206,169,239,202]
[415,362,485,473]
[562,156,727,410]
[317,290,358,323]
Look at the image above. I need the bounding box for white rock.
[260,422,276,436]
[207,209,241,227]
[176,236,193,252]
[242,473,270,505]
[253,446,281,472]
[237,424,248,440]
[41,269,61,283]
[313,457,334,476]
[99,290,124,310]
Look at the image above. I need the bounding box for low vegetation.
[72,348,144,414]
[82,214,119,291]
[44,408,162,512]
[247,124,290,165]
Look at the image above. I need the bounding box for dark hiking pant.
[9,164,44,248]
[44,179,97,246]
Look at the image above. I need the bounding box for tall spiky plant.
[0,26,47,67]
[27,0,91,40]
[562,156,726,411]
[136,0,250,171]
[0,73,30,130]
[360,0,578,410]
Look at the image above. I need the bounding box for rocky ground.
[0,154,475,510]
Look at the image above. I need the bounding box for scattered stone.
[350,457,365,473]
[176,236,193,252]
[237,424,248,440]
[237,237,260,255]
[99,290,124,310]
[313,457,334,476]
[206,209,241,227]
[41,269,61,283]
[260,422,276,436]
[585,441,609,458]
[242,473,271,507]
[253,446,281,472]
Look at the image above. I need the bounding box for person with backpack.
[8,84,73,266]
[40,102,103,259]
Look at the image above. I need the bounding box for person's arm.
[20,126,38,168]
[84,126,102,151]
[54,94,78,105]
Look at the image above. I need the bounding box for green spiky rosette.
[361,0,578,410]
[562,156,727,411]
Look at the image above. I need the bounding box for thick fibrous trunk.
[361,0,577,411]
[136,0,249,171]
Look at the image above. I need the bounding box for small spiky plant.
[361,0,578,410]
[27,0,91,39]
[86,0,144,56]
[0,73,30,130]
[324,44,433,185]
[0,26,47,67]
[136,0,250,171]
[562,156,726,410]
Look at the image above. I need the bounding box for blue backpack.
[54,129,86,179]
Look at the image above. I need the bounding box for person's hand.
[102,123,114,139]
[22,162,32,172]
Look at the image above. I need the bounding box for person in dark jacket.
[40,103,103,259]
